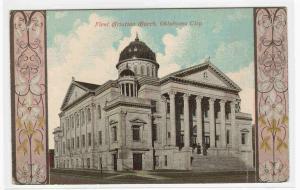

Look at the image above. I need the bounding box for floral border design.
[10,10,48,184]
[255,8,289,182]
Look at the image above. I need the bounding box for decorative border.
[9,8,289,184]
[10,10,48,184]
[255,7,289,182]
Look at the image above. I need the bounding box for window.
[88,133,92,146]
[204,110,208,118]
[67,139,70,151]
[151,100,157,113]
[141,65,145,75]
[203,71,208,79]
[134,65,137,74]
[87,108,91,122]
[168,132,171,138]
[152,124,157,141]
[98,131,102,145]
[241,133,246,145]
[132,125,140,141]
[204,136,210,147]
[164,155,168,166]
[77,136,80,148]
[71,138,74,149]
[112,126,117,142]
[82,135,85,147]
[146,66,150,76]
[97,105,101,119]
[226,130,230,144]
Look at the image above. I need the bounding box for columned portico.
[169,91,176,146]
[183,93,190,148]
[231,101,237,150]
[209,98,216,148]
[220,100,226,148]
[196,96,203,146]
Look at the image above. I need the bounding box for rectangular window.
[168,132,171,138]
[241,133,246,145]
[71,138,74,149]
[98,131,102,145]
[82,135,85,147]
[88,133,92,146]
[112,126,117,142]
[67,139,70,151]
[77,136,80,148]
[167,103,170,113]
[204,110,208,118]
[151,100,157,113]
[164,155,168,166]
[226,130,230,144]
[132,126,140,141]
[152,124,157,141]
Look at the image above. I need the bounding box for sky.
[47,8,255,148]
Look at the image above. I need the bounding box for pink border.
[11,10,48,184]
[255,8,289,182]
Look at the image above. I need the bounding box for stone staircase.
[191,153,248,172]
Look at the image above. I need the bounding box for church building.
[53,35,253,171]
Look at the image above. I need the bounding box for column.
[128,83,131,97]
[183,93,190,148]
[160,96,167,146]
[169,91,176,146]
[209,98,216,148]
[230,101,237,150]
[196,95,203,145]
[220,100,226,148]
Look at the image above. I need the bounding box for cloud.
[226,62,255,122]
[227,9,250,21]
[157,26,192,77]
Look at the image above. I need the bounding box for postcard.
[9,6,289,185]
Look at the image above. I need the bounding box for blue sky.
[47,8,254,72]
[46,9,255,148]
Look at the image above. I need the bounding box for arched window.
[97,105,101,119]
[134,65,137,74]
[146,66,150,76]
[141,65,145,75]
[152,67,156,77]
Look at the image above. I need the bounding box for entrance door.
[133,153,142,170]
[113,154,117,171]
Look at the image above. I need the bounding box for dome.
[118,34,157,65]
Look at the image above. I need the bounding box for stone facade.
[53,36,253,171]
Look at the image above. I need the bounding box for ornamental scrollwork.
[255,8,288,182]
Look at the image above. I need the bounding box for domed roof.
[118,34,157,64]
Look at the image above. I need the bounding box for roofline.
[160,76,240,94]
[116,58,160,69]
[159,61,241,91]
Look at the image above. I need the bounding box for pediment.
[129,118,147,124]
[171,62,241,91]
[60,82,89,109]
[182,68,229,87]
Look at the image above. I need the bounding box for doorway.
[113,154,117,171]
[133,153,142,170]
